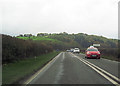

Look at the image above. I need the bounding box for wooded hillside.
[2,32,119,64]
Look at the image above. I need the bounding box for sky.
[1,0,119,39]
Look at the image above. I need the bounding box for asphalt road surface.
[24,52,120,85]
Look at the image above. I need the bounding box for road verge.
[2,51,60,85]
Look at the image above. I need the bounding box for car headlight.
[87,52,91,54]
[98,52,100,54]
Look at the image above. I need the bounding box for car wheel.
[97,57,100,59]
[85,56,88,59]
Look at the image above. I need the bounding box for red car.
[85,47,100,59]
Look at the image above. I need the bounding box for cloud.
[1,0,119,39]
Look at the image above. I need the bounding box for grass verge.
[2,51,60,84]
[101,54,120,62]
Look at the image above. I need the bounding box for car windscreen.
[87,48,98,51]
[75,48,79,50]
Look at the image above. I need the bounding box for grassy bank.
[101,54,120,62]
[17,36,56,41]
[2,51,60,84]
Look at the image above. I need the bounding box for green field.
[2,51,60,84]
[17,36,56,41]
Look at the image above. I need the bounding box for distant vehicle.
[85,47,100,59]
[66,50,71,52]
[73,48,80,53]
[70,48,74,52]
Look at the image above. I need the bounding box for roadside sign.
[93,44,100,47]
[90,46,94,48]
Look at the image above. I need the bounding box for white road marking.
[24,52,62,85]
[62,52,65,61]
[70,53,120,86]
[78,57,118,85]
[76,53,120,81]
[82,58,120,82]
[54,62,64,84]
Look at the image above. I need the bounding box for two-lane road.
[24,52,119,85]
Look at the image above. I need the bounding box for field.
[2,51,60,84]
[17,36,56,41]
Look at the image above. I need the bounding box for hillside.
[47,32,118,48]
[2,32,119,64]
[17,32,119,61]
[17,36,56,41]
[17,32,118,49]
[17,34,80,50]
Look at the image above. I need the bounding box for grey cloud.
[1,0,119,39]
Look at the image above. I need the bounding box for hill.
[47,32,118,48]
[17,36,56,41]
[17,32,119,60]
[17,32,118,50]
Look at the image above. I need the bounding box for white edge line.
[71,53,120,82]
[70,53,120,85]
[77,57,118,85]
[24,52,62,85]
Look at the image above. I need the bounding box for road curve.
[24,52,120,85]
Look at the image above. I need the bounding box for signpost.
[93,44,100,47]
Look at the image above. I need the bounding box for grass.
[17,36,56,42]
[2,51,60,84]
[101,54,120,62]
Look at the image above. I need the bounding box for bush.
[2,34,53,64]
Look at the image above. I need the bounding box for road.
[24,52,120,85]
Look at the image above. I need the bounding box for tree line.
[47,32,119,59]
[3,32,119,64]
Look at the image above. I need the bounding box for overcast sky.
[1,0,119,39]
